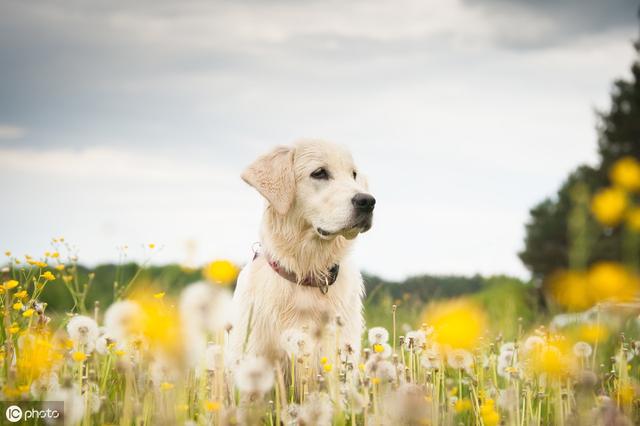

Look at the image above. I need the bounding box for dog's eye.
[352,171,357,180]
[310,168,329,180]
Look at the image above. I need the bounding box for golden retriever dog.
[228,140,375,367]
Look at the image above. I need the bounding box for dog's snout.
[352,193,376,213]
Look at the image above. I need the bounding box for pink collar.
[254,250,339,294]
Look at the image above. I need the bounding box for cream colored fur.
[228,140,373,366]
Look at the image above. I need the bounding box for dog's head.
[242,140,375,240]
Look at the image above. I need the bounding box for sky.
[0,0,639,280]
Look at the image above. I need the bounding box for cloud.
[0,125,26,140]
[462,0,638,48]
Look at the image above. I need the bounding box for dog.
[228,139,375,368]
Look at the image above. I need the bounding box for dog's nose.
[352,193,376,213]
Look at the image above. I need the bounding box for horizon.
[1,0,639,281]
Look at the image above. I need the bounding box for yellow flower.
[160,382,174,391]
[8,323,19,334]
[627,208,640,232]
[71,351,86,362]
[323,363,333,372]
[455,398,472,413]
[14,290,27,299]
[148,243,156,249]
[4,251,10,257]
[114,350,126,356]
[203,260,239,285]
[40,271,55,281]
[531,345,566,378]
[153,292,165,299]
[579,324,609,344]
[610,156,640,192]
[546,270,592,311]
[619,385,635,404]
[12,302,23,311]
[54,264,65,271]
[587,262,638,303]
[50,252,59,258]
[22,309,35,318]
[480,400,500,426]
[591,187,627,226]
[371,377,381,385]
[205,400,221,412]
[3,280,18,290]
[424,299,487,349]
[320,356,328,365]
[372,343,384,353]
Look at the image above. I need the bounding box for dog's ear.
[241,146,295,215]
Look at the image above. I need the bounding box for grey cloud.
[463,0,639,48]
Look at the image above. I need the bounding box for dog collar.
[254,250,339,294]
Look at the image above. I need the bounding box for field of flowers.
[3,157,640,425]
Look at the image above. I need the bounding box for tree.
[519,33,640,281]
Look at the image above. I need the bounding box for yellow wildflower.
[579,324,609,344]
[591,187,627,226]
[480,400,500,426]
[323,364,333,373]
[14,290,27,299]
[40,271,55,281]
[610,156,640,192]
[51,252,59,258]
[546,270,592,311]
[54,264,65,271]
[455,398,472,413]
[588,262,638,303]
[203,260,239,285]
[424,298,487,349]
[12,302,23,311]
[4,251,10,257]
[114,350,126,356]
[619,385,635,404]
[3,280,18,290]
[320,356,328,365]
[148,243,156,249]
[160,382,175,391]
[373,343,384,353]
[531,345,566,378]
[22,309,35,318]
[71,351,86,362]
[153,292,165,299]
[8,323,19,334]
[205,400,221,412]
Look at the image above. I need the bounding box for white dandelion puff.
[405,330,427,351]
[500,342,516,354]
[523,336,545,354]
[573,341,593,358]
[104,300,144,343]
[280,328,313,358]
[298,392,333,426]
[365,359,396,383]
[420,348,443,370]
[368,327,389,345]
[447,349,473,370]
[66,315,99,353]
[234,356,274,395]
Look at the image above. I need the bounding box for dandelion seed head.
[573,341,593,358]
[367,327,389,345]
[66,315,99,352]
[234,356,274,395]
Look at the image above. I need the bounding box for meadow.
[3,156,640,425]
